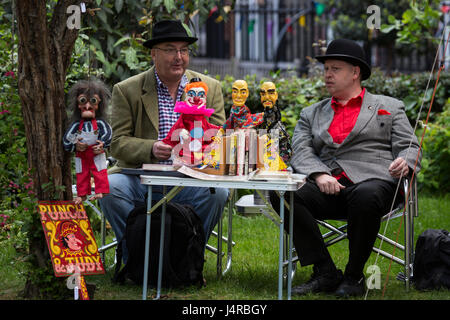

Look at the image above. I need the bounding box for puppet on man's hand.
[162,78,220,166]
[63,79,112,204]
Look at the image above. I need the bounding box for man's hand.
[313,173,345,195]
[389,157,409,178]
[152,141,172,160]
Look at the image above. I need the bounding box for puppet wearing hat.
[162,78,220,165]
[63,79,112,204]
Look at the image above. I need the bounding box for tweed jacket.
[291,90,422,184]
[108,66,226,173]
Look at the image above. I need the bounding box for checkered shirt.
[155,71,188,141]
[155,71,188,163]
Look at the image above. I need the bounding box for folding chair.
[266,176,418,291]
[314,176,418,290]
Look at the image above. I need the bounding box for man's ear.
[353,65,361,80]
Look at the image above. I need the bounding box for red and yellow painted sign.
[38,200,105,278]
[38,200,105,299]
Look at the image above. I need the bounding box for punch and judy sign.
[38,200,105,277]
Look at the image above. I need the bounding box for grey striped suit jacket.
[291,91,421,184]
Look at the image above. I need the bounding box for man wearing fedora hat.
[99,20,228,263]
[270,39,421,297]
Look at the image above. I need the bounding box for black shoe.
[292,269,343,295]
[335,275,365,298]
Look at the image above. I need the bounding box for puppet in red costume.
[63,79,112,204]
[162,78,220,166]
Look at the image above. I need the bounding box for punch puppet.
[63,79,112,204]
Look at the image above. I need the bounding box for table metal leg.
[287,191,294,300]
[216,211,223,277]
[142,186,153,300]
[225,190,234,275]
[278,190,285,300]
[155,186,167,299]
[216,189,235,277]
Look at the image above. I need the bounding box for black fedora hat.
[315,39,371,80]
[143,20,198,49]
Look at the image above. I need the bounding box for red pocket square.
[378,109,391,115]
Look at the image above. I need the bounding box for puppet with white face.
[162,78,220,165]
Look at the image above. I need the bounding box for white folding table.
[139,173,305,300]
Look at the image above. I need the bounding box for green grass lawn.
[1,194,449,301]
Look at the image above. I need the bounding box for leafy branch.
[381,1,442,47]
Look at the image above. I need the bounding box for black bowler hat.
[315,39,371,80]
[143,20,198,49]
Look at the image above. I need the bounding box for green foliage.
[81,0,234,87]
[328,0,442,59]
[0,3,34,250]
[416,101,450,194]
[327,0,412,45]
[65,32,106,89]
[381,0,442,48]
[80,0,150,86]
[364,69,450,123]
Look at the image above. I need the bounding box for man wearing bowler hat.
[270,39,421,297]
[99,20,228,263]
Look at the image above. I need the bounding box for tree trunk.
[15,0,80,298]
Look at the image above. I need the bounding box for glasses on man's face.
[153,47,191,57]
[78,96,100,106]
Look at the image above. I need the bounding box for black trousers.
[270,178,397,278]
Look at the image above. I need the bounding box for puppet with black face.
[63,79,112,204]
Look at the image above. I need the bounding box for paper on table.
[178,166,248,181]
[177,166,306,183]
[142,164,181,171]
[248,170,306,182]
